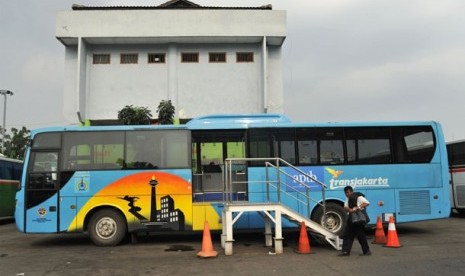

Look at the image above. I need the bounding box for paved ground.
[1,212,465,276]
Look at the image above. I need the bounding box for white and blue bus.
[15,114,450,246]
[447,140,465,215]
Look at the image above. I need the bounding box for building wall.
[58,8,286,122]
[267,45,284,113]
[63,46,78,121]
[86,44,170,119]
[56,10,286,41]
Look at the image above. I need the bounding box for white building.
[56,0,286,124]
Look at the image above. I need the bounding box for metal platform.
[220,202,342,255]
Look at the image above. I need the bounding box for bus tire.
[88,209,127,246]
[456,209,465,216]
[312,202,347,236]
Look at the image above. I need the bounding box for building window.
[236,52,254,63]
[181,53,199,63]
[93,54,110,64]
[209,52,226,63]
[148,53,166,63]
[121,54,138,64]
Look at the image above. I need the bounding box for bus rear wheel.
[88,209,127,246]
[312,202,347,236]
[456,208,465,216]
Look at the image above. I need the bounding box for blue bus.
[15,114,450,246]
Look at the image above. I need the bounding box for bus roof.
[186,113,291,129]
[30,114,441,134]
[185,113,439,130]
[29,124,188,137]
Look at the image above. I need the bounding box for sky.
[1,0,465,142]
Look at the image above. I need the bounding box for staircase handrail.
[224,157,327,223]
[264,160,326,222]
[264,161,325,218]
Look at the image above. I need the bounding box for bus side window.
[0,160,11,179]
[298,140,317,165]
[345,127,392,164]
[320,140,344,164]
[392,126,435,163]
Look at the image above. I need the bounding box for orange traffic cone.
[295,221,313,254]
[384,216,401,248]
[372,216,387,244]
[197,221,218,258]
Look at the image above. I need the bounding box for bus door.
[191,131,247,202]
[25,150,60,233]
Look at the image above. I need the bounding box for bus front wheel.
[312,202,347,236]
[88,209,127,246]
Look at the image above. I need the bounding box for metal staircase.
[221,158,342,255]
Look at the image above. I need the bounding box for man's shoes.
[359,251,372,256]
[337,252,350,257]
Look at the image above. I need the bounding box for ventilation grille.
[399,190,431,215]
[456,185,465,207]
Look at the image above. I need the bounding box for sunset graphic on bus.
[68,171,220,232]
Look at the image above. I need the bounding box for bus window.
[297,128,344,165]
[164,131,189,168]
[297,129,318,165]
[192,142,198,173]
[404,129,435,162]
[28,151,58,207]
[62,132,124,171]
[0,160,12,179]
[31,132,61,149]
[316,128,344,165]
[449,142,465,166]
[320,140,344,164]
[273,129,296,165]
[227,141,245,159]
[346,127,391,164]
[31,152,58,173]
[201,142,223,168]
[126,130,189,169]
[279,140,295,164]
[298,140,317,165]
[126,131,162,169]
[393,126,435,163]
[248,128,296,165]
[248,129,271,163]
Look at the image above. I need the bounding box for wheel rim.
[95,217,118,240]
[322,211,343,233]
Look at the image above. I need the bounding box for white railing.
[223,157,328,224]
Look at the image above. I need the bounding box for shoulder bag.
[351,209,367,225]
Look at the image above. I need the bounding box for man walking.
[338,185,371,256]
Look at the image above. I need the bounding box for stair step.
[223,203,341,250]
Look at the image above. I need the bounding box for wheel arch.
[83,205,127,232]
